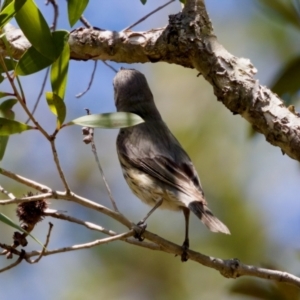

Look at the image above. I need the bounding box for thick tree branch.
[2,1,299,161]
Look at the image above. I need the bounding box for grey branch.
[1,167,300,287]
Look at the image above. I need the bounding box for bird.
[113,68,230,261]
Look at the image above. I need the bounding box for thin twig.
[0,169,131,227]
[80,15,92,28]
[45,0,59,30]
[49,139,71,194]
[102,61,118,73]
[44,210,117,236]
[84,109,119,211]
[122,0,175,31]
[26,222,53,264]
[0,168,51,193]
[0,251,24,273]
[0,244,22,256]
[25,231,134,258]
[0,56,50,139]
[26,68,50,124]
[44,209,160,250]
[0,192,53,205]
[0,185,15,199]
[76,61,98,98]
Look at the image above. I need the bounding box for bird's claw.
[181,240,189,262]
[132,221,147,241]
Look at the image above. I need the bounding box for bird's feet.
[181,239,189,262]
[132,220,147,241]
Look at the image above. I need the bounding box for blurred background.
[1,0,300,299]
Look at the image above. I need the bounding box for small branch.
[0,56,50,139]
[75,61,98,98]
[44,210,117,236]
[142,231,300,287]
[122,0,175,31]
[26,68,50,124]
[45,0,59,30]
[64,192,131,228]
[49,139,71,194]
[25,231,134,258]
[102,61,118,73]
[0,167,51,193]
[0,168,131,227]
[0,192,52,205]
[44,209,161,250]
[0,185,15,199]
[83,109,119,211]
[90,137,119,211]
[0,251,24,273]
[79,15,92,28]
[25,222,53,264]
[0,244,22,256]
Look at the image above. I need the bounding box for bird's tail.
[188,201,230,234]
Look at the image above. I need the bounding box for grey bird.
[114,68,230,261]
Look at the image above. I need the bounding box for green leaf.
[0,0,26,28]
[0,99,17,160]
[140,0,147,4]
[15,0,56,60]
[0,91,11,98]
[0,98,17,115]
[15,30,68,76]
[1,0,13,11]
[67,0,89,27]
[271,56,300,102]
[0,117,34,135]
[67,112,144,129]
[15,46,52,75]
[50,31,70,100]
[45,92,66,128]
[0,213,45,248]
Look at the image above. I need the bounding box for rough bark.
[2,0,300,161]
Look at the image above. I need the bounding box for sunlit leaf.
[0,0,26,28]
[1,0,13,11]
[67,0,89,27]
[45,92,66,128]
[16,30,68,76]
[0,117,34,135]
[50,31,70,100]
[0,99,17,160]
[0,98,17,115]
[67,112,144,129]
[0,213,45,248]
[15,46,52,75]
[15,0,56,60]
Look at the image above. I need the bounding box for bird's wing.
[142,155,205,199]
[117,122,206,202]
[121,145,206,202]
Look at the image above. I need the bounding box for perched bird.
[114,68,230,261]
